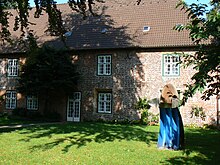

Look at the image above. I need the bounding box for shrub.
[12,108,26,117]
[135,98,152,125]
[44,111,61,121]
[190,106,206,121]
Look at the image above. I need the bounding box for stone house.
[0,0,218,125]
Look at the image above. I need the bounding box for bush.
[190,106,206,121]
[26,111,43,120]
[135,98,152,125]
[44,111,61,121]
[12,108,26,117]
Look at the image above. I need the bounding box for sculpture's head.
[160,84,178,104]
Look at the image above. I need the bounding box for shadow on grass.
[0,122,158,153]
[161,128,220,165]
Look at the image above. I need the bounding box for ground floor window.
[27,95,38,110]
[67,92,81,122]
[5,91,17,109]
[98,92,112,113]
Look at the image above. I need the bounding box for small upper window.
[163,54,180,76]
[7,59,19,77]
[97,55,112,76]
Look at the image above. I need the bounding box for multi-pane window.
[98,93,112,113]
[97,55,111,75]
[68,92,81,118]
[27,96,38,110]
[67,92,81,122]
[7,59,19,77]
[5,91,17,109]
[163,54,180,76]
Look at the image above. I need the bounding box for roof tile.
[0,0,194,53]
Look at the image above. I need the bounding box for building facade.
[0,0,218,125]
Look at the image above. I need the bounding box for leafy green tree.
[0,0,103,44]
[175,0,220,103]
[18,45,79,112]
[19,45,79,95]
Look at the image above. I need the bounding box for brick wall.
[75,49,217,125]
[0,50,217,126]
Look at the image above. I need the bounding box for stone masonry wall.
[0,50,217,126]
[75,50,217,126]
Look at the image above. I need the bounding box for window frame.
[162,54,180,77]
[97,55,112,76]
[7,59,19,77]
[67,92,81,121]
[97,92,112,114]
[5,90,17,110]
[26,95,39,110]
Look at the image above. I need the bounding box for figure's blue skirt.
[157,108,184,150]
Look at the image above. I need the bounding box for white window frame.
[7,59,19,77]
[98,92,112,113]
[27,95,38,110]
[163,54,180,76]
[97,55,112,76]
[5,91,17,109]
[67,92,81,122]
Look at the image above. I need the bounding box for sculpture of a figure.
[157,84,184,150]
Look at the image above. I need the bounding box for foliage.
[0,0,105,45]
[12,107,26,117]
[44,111,61,121]
[148,112,159,125]
[0,95,4,103]
[190,105,206,121]
[175,0,220,103]
[135,97,151,110]
[135,98,155,125]
[18,45,79,96]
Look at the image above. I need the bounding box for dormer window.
[143,26,150,32]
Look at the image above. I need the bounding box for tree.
[0,0,105,45]
[18,45,79,94]
[175,0,220,103]
[18,45,79,113]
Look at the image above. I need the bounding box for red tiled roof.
[0,0,194,53]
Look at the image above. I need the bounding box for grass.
[0,122,219,165]
[0,115,34,126]
[0,115,51,126]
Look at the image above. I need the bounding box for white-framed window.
[27,95,38,110]
[163,54,180,76]
[67,92,81,122]
[5,91,17,109]
[97,55,112,76]
[98,92,112,113]
[7,59,19,77]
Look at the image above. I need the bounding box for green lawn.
[0,122,219,165]
[0,115,43,126]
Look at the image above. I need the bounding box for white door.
[67,92,81,122]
